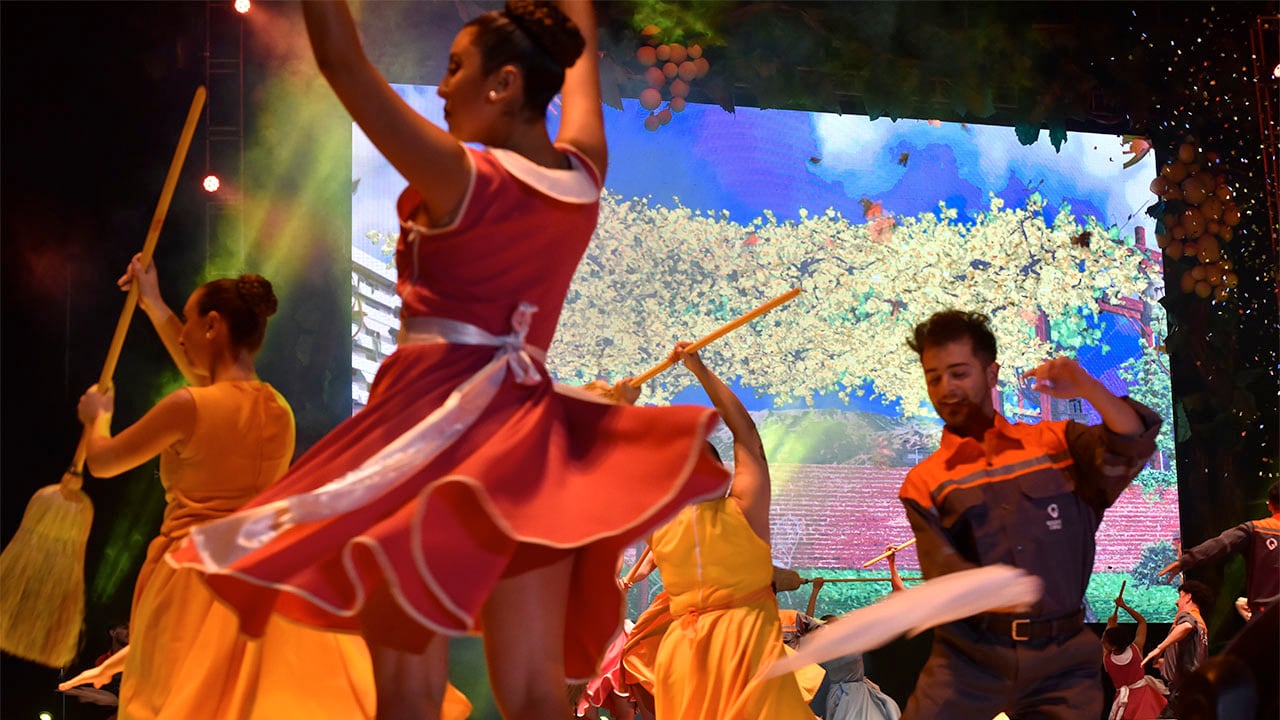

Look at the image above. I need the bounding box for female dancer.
[66,257,380,719]
[1102,593,1167,720]
[168,2,728,718]
[622,342,815,719]
[805,548,905,720]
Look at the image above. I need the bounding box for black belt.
[966,609,1085,644]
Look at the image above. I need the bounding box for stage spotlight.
[38,712,53,720]
[234,0,251,14]
[203,175,222,193]
[1273,63,1279,79]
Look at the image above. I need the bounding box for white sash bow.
[187,303,546,570]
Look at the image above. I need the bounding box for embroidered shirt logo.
[1046,503,1063,531]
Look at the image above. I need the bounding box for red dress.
[169,145,729,680]
[1104,644,1167,720]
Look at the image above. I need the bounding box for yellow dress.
[635,497,817,719]
[115,382,384,720]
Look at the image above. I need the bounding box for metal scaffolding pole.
[205,0,245,270]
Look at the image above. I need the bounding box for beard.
[937,396,993,436]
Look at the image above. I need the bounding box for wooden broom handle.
[629,287,803,388]
[621,545,652,587]
[860,537,917,568]
[66,86,207,480]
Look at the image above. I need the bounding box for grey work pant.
[902,621,1102,720]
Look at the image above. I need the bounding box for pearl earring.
[488,89,498,100]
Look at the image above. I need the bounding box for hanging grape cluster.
[1149,140,1242,301]
[632,24,711,131]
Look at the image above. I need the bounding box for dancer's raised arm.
[805,578,824,617]
[117,254,206,386]
[302,0,469,225]
[1117,596,1149,654]
[552,0,606,177]
[672,341,770,542]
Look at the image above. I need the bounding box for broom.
[0,86,206,668]
[628,287,803,387]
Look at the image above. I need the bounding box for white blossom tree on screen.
[550,191,1157,417]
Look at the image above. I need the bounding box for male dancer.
[897,310,1161,719]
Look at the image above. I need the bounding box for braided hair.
[465,0,585,118]
[197,274,278,354]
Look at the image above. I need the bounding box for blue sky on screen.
[356,86,1156,243]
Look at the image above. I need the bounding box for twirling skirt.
[169,342,729,679]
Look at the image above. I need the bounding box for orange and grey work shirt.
[778,608,822,649]
[1179,513,1280,615]
[899,398,1162,621]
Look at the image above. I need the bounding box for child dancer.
[1101,592,1167,720]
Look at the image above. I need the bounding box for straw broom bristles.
[0,472,93,667]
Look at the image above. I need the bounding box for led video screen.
[351,87,1178,621]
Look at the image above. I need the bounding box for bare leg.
[59,647,128,690]
[481,553,576,718]
[361,626,449,720]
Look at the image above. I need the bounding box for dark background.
[3,2,1275,718]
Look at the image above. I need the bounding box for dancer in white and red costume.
[169,2,728,717]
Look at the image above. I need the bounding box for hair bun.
[235,274,278,318]
[504,0,584,70]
